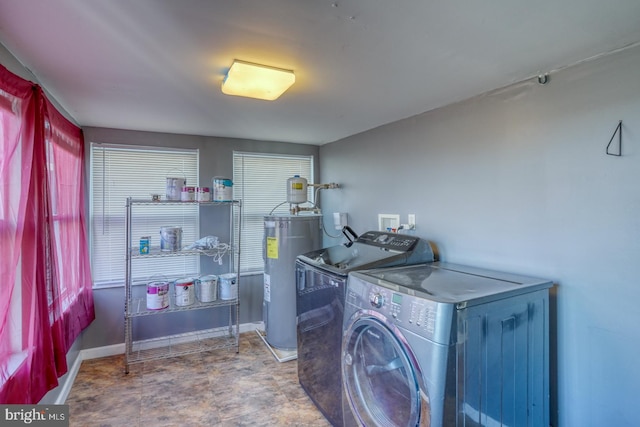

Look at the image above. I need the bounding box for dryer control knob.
[370,293,384,308]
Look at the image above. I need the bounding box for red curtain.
[43,97,95,365]
[0,64,95,403]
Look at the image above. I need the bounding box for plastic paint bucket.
[160,226,182,252]
[174,278,195,306]
[197,275,218,302]
[219,273,237,300]
[147,281,169,310]
[166,176,186,201]
[213,177,233,202]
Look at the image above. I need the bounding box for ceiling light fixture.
[221,60,295,101]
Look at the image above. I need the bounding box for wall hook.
[606,120,622,156]
[537,73,549,85]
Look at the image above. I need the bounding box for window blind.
[233,152,314,272]
[90,143,199,286]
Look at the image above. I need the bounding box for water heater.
[263,214,322,350]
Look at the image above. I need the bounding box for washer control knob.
[370,293,384,308]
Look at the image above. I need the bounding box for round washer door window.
[343,316,425,427]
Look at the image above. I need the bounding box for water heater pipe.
[288,181,340,215]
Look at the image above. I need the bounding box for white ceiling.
[1,1,639,145]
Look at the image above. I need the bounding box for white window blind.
[90,143,199,286]
[233,152,314,272]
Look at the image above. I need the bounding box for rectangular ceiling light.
[222,60,295,101]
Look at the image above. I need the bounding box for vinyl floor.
[65,331,332,426]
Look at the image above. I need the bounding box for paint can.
[213,177,233,202]
[174,278,195,306]
[181,186,195,201]
[219,273,237,300]
[166,176,186,201]
[139,236,150,255]
[196,187,211,202]
[197,275,218,302]
[146,280,169,310]
[160,226,182,252]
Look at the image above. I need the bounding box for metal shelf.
[126,295,239,317]
[124,197,242,373]
[126,327,237,365]
[129,246,236,259]
[126,199,240,206]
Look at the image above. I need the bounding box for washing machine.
[341,262,553,427]
[296,230,436,427]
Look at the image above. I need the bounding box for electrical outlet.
[333,212,348,230]
[408,214,416,229]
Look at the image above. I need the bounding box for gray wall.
[81,127,320,348]
[318,45,640,427]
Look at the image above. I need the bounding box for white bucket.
[174,278,195,306]
[166,177,186,201]
[147,281,169,310]
[197,275,218,302]
[213,177,233,202]
[219,273,237,300]
[160,226,182,252]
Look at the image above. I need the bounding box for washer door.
[343,315,428,427]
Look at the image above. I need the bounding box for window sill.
[0,350,28,388]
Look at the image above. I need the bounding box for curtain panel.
[0,64,95,404]
[43,96,95,357]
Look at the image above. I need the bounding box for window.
[233,152,314,272]
[0,87,28,385]
[45,120,83,312]
[90,144,199,286]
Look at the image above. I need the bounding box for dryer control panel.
[346,274,455,345]
[382,289,439,338]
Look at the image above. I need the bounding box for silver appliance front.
[342,262,553,427]
[341,273,454,427]
[342,314,434,427]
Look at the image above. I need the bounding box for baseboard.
[81,342,126,360]
[240,321,264,334]
[53,354,83,404]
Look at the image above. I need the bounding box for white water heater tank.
[286,175,308,204]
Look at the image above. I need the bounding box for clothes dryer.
[342,262,553,427]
